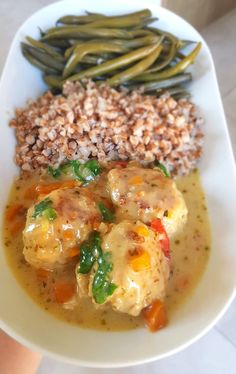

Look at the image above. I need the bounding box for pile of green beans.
[21,8,201,98]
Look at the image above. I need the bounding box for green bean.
[57,14,106,25]
[43,75,63,89]
[113,9,152,19]
[63,42,129,78]
[46,25,86,34]
[137,17,158,27]
[42,39,71,48]
[26,36,64,61]
[148,27,179,45]
[81,54,117,65]
[73,16,149,29]
[65,35,160,59]
[86,11,105,16]
[65,44,79,59]
[65,41,120,59]
[179,40,197,49]
[42,27,134,40]
[129,29,154,37]
[22,49,59,74]
[58,8,151,25]
[89,9,152,20]
[145,41,177,73]
[173,92,191,100]
[107,44,163,87]
[112,34,160,48]
[157,86,189,96]
[127,73,192,92]
[176,51,186,59]
[21,43,65,71]
[38,27,45,37]
[134,42,201,81]
[66,44,159,82]
[82,55,105,65]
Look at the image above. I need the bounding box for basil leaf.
[32,198,53,219]
[97,202,115,222]
[154,160,170,177]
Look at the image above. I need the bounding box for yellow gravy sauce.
[2,169,210,331]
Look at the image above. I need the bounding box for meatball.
[107,166,187,237]
[77,220,170,316]
[23,188,100,270]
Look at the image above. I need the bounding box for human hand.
[0,330,42,374]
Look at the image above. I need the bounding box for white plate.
[0,0,236,368]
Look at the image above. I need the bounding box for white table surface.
[0,1,236,373]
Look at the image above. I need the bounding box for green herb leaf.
[32,198,53,219]
[92,252,117,304]
[77,231,101,274]
[154,160,170,177]
[48,160,102,184]
[97,202,115,223]
[48,166,61,179]
[77,231,117,304]
[69,160,85,181]
[44,207,57,221]
[84,160,102,177]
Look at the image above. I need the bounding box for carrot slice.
[53,281,75,303]
[5,204,26,221]
[62,229,75,240]
[129,248,151,272]
[142,299,168,332]
[36,180,78,195]
[128,175,143,185]
[68,246,80,258]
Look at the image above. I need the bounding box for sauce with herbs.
[3,167,210,331]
